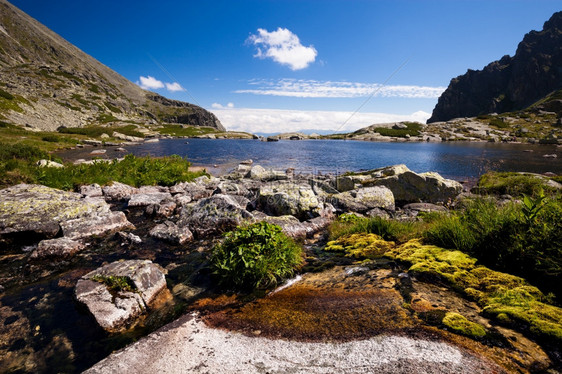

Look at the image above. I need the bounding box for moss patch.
[442,312,486,338]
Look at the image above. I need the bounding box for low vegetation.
[210,222,303,290]
[370,122,423,137]
[91,275,137,293]
[58,124,144,138]
[36,154,206,190]
[157,124,220,137]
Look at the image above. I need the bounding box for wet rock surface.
[75,260,168,332]
[0,163,559,373]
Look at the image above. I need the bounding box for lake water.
[59,139,561,180]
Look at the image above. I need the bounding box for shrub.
[210,222,303,290]
[0,142,47,161]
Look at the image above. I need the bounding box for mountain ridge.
[428,11,562,123]
[0,0,225,131]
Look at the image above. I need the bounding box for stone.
[90,149,106,155]
[364,165,462,204]
[80,183,103,198]
[117,231,142,245]
[335,176,355,192]
[214,181,250,196]
[30,238,85,259]
[149,221,193,245]
[128,192,172,207]
[0,184,111,238]
[61,211,134,240]
[145,200,177,217]
[331,186,395,213]
[249,165,288,181]
[258,182,323,220]
[75,260,167,332]
[169,182,212,200]
[403,203,448,213]
[392,123,408,129]
[178,194,253,237]
[102,182,138,201]
[36,159,64,168]
[112,132,144,143]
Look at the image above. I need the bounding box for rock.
[100,133,110,139]
[145,200,177,217]
[240,159,253,165]
[102,182,138,201]
[331,186,395,213]
[75,260,167,332]
[80,184,103,198]
[61,211,134,240]
[144,138,159,143]
[112,132,144,143]
[30,238,85,259]
[117,231,142,245]
[403,203,448,213]
[266,136,279,142]
[178,194,253,237]
[214,181,250,196]
[90,149,106,155]
[335,176,355,192]
[36,159,64,168]
[249,165,288,181]
[543,154,557,158]
[128,192,172,207]
[149,221,193,245]
[392,123,408,129]
[258,182,323,220]
[169,182,213,200]
[364,165,462,204]
[83,139,102,146]
[0,184,110,238]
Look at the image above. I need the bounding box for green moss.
[91,275,137,293]
[476,171,555,197]
[325,234,562,344]
[442,312,486,338]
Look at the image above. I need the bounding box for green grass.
[0,88,14,100]
[35,154,206,190]
[488,118,510,129]
[368,122,423,138]
[475,171,557,197]
[210,222,304,290]
[105,101,122,113]
[329,215,418,243]
[157,124,220,137]
[58,125,144,138]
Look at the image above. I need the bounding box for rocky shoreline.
[0,162,560,373]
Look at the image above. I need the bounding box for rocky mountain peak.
[428,11,562,123]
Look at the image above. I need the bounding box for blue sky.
[10,0,561,133]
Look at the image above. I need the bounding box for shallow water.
[57,139,561,179]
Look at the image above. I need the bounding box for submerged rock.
[75,260,168,332]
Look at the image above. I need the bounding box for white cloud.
[166,82,185,92]
[138,76,164,90]
[210,107,431,134]
[248,28,317,70]
[236,79,445,98]
[211,102,235,109]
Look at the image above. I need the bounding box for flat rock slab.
[30,237,85,259]
[85,315,502,374]
[0,184,110,237]
[75,260,168,332]
[61,211,134,240]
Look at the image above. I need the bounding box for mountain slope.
[0,0,224,131]
[428,11,562,123]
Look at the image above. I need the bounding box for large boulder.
[0,184,110,238]
[331,186,395,214]
[258,182,323,220]
[102,182,138,201]
[178,194,253,237]
[60,211,134,240]
[363,165,462,204]
[128,192,172,207]
[75,260,168,332]
[249,165,288,181]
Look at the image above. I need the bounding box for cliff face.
[0,0,224,131]
[428,11,562,123]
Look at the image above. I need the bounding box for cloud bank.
[248,28,317,70]
[236,79,445,98]
[210,107,431,134]
[138,76,185,92]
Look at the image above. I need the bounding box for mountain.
[0,0,224,131]
[428,11,562,123]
